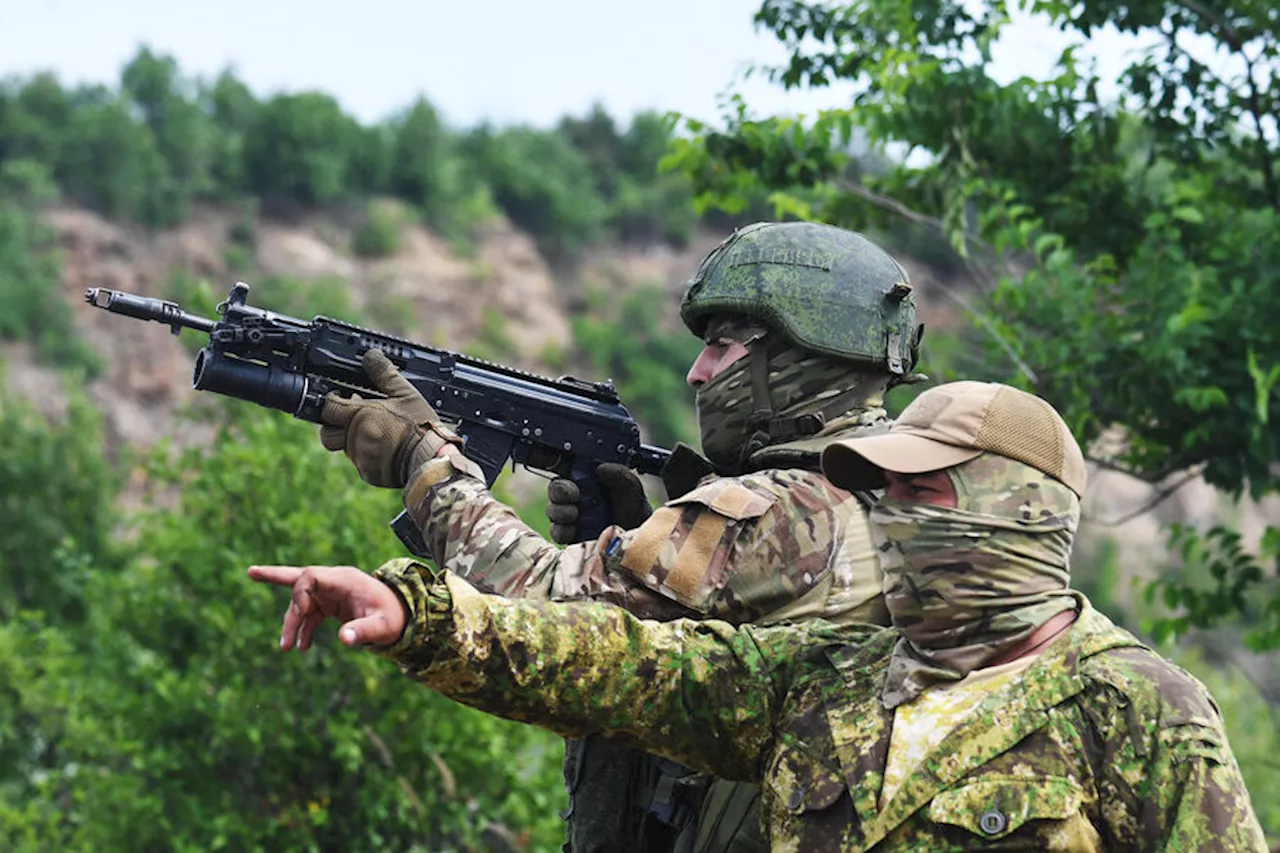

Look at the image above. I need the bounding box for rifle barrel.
[85,288,217,335]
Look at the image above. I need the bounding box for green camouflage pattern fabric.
[393,416,891,852]
[680,221,920,374]
[394,418,889,628]
[872,454,1080,707]
[695,331,892,472]
[370,569,1268,852]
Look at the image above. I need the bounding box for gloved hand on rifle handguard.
[319,348,462,488]
[545,462,653,544]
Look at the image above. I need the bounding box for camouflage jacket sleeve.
[1081,648,1268,851]
[397,455,882,626]
[371,562,846,782]
[398,454,689,616]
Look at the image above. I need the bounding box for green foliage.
[61,93,174,224]
[363,277,419,339]
[384,98,499,242]
[0,72,73,165]
[469,306,520,363]
[1148,525,1280,652]
[205,70,258,194]
[121,46,217,222]
[388,99,450,209]
[463,124,608,263]
[351,200,404,258]
[561,107,699,246]
[0,179,100,373]
[2,49,706,265]
[243,92,361,206]
[0,401,566,850]
[570,284,701,448]
[0,376,121,624]
[673,0,1280,647]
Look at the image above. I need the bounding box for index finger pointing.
[247,565,306,586]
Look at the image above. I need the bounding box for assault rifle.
[85,281,670,557]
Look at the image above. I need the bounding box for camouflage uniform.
[385,222,924,852]
[370,567,1269,852]
[400,416,888,626]
[364,381,1266,851]
[397,420,886,853]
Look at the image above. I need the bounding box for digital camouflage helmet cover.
[680,221,921,375]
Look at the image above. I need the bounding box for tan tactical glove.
[545,462,653,544]
[319,349,460,488]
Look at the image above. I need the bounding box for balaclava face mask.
[870,452,1081,708]
[695,316,890,473]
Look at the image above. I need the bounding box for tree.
[242,92,360,206]
[0,384,119,624]
[388,98,455,223]
[0,73,72,167]
[120,46,217,218]
[571,284,702,449]
[462,124,607,262]
[204,69,259,194]
[663,0,1280,648]
[0,164,99,372]
[58,94,171,223]
[558,106,698,245]
[0,403,567,851]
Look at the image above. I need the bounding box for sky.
[0,0,1172,129]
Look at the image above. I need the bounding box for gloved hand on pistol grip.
[318,348,460,488]
[545,462,653,544]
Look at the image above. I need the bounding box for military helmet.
[680,221,920,375]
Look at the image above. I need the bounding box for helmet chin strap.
[736,338,891,470]
[738,336,780,468]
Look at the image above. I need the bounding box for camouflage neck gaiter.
[871,454,1081,709]
[696,341,890,472]
[695,352,756,470]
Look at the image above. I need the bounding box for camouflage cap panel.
[681,222,918,372]
[371,569,1268,851]
[949,451,1080,521]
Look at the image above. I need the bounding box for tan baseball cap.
[821,381,1087,497]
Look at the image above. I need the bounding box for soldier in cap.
[253,381,1267,851]
[312,221,924,852]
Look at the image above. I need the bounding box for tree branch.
[1086,453,1195,487]
[1168,0,1278,207]
[1086,463,1207,527]
[1170,0,1242,52]
[835,178,1015,269]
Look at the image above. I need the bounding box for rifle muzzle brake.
[85,288,217,335]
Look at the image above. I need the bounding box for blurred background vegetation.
[2,0,1279,847]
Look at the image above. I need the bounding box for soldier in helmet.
[251,381,1267,851]
[309,221,924,851]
